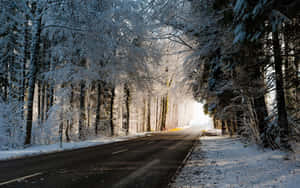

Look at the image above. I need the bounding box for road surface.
[0,127,201,188]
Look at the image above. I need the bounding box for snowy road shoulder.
[0,128,189,161]
[172,136,300,188]
[0,133,148,161]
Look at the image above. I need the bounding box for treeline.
[170,0,299,149]
[0,0,190,149]
[2,0,297,150]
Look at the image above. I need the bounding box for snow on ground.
[0,133,148,161]
[173,135,300,188]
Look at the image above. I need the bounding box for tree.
[24,1,43,145]
[232,0,298,148]
[272,30,289,148]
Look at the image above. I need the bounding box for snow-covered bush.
[0,99,25,150]
[32,104,61,145]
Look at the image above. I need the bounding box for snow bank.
[0,133,147,161]
[173,136,300,188]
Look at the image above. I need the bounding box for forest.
[0,0,299,151]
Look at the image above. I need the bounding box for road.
[0,127,201,188]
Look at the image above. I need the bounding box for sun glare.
[190,102,213,130]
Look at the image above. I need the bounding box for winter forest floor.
[0,133,149,161]
[172,136,300,188]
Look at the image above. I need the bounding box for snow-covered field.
[173,136,300,188]
[0,133,147,161]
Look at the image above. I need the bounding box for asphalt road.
[0,127,201,188]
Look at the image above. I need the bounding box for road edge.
[0,134,152,162]
[167,134,201,187]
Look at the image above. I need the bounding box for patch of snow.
[172,136,300,188]
[0,133,147,161]
[204,129,222,136]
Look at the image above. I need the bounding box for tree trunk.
[232,119,237,134]
[66,85,74,141]
[221,120,226,135]
[283,30,296,116]
[160,95,168,131]
[157,97,161,131]
[24,11,42,145]
[4,72,8,102]
[142,98,146,132]
[47,85,54,118]
[38,81,41,122]
[95,83,102,135]
[47,60,54,120]
[160,97,165,131]
[65,121,70,142]
[59,109,63,148]
[246,46,269,145]
[69,85,74,131]
[110,87,115,136]
[87,96,91,128]
[41,83,46,122]
[155,97,160,131]
[124,84,130,135]
[273,31,290,149]
[146,96,151,132]
[21,16,30,120]
[213,116,217,129]
[253,95,269,145]
[79,81,86,140]
[228,120,233,137]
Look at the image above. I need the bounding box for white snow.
[173,136,300,188]
[0,133,148,161]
